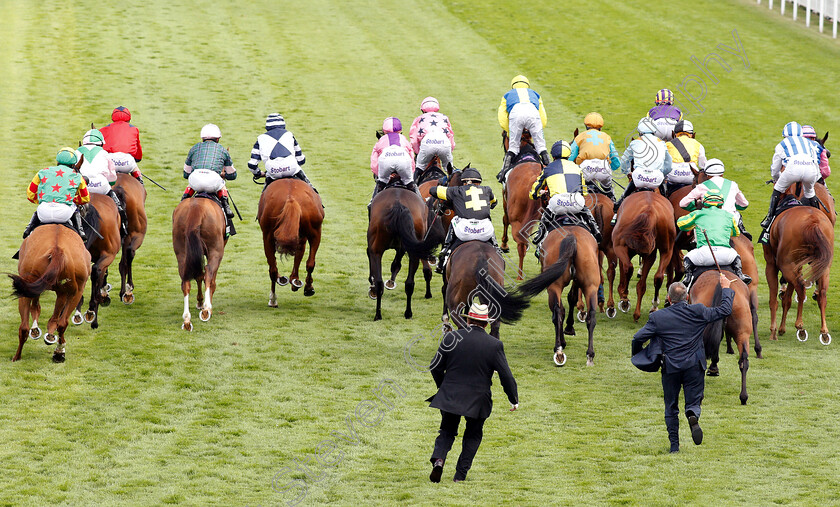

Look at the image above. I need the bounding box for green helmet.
[83,129,104,145]
[56,147,78,166]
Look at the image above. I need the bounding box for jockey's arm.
[27,174,40,203]
[294,136,306,166]
[430,186,450,201]
[697,144,707,170]
[770,148,784,181]
[568,140,580,162]
[734,189,749,210]
[183,164,193,179]
[619,146,633,174]
[529,171,547,200]
[676,210,698,232]
[446,116,455,150]
[248,139,262,175]
[488,188,497,209]
[819,149,831,178]
[74,178,90,205]
[134,130,143,162]
[662,151,673,175]
[608,141,621,171]
[106,158,117,184]
[538,98,547,127]
[679,184,705,210]
[370,144,382,175]
[408,117,421,154]
[497,98,509,133]
[730,215,740,237]
[223,166,237,180]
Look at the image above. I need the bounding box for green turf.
[1,0,839,505]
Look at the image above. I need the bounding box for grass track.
[1,0,839,504]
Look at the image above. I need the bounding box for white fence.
[757,0,839,38]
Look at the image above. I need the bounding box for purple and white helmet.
[382,117,402,134]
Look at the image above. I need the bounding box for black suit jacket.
[429,326,518,419]
[632,289,734,373]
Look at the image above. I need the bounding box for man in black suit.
[428,302,519,482]
[632,275,734,453]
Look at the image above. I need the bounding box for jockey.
[100,106,143,182]
[429,167,497,273]
[665,120,706,194]
[530,140,602,251]
[497,75,549,183]
[568,112,621,201]
[612,117,673,222]
[679,158,750,237]
[247,113,317,193]
[760,121,820,235]
[75,129,128,236]
[182,124,237,236]
[22,148,90,241]
[409,97,456,179]
[677,191,751,286]
[802,124,831,182]
[370,117,417,203]
[647,89,683,141]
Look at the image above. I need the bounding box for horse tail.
[10,248,65,298]
[516,235,577,298]
[182,225,206,282]
[386,202,435,258]
[793,219,833,282]
[474,259,531,325]
[702,283,725,359]
[621,212,655,253]
[274,198,302,256]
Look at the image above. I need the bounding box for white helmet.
[200,123,222,139]
[704,158,725,176]
[674,120,694,135]
[637,117,656,135]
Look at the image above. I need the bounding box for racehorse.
[114,173,147,305]
[172,197,227,330]
[258,179,324,306]
[72,193,121,329]
[10,225,91,362]
[690,270,755,405]
[584,191,618,317]
[796,181,835,226]
[499,131,542,279]
[665,179,695,285]
[441,241,530,338]
[762,203,834,344]
[367,186,437,320]
[612,190,676,321]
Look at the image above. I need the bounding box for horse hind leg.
[264,233,279,307]
[13,298,33,362]
[422,260,433,299]
[404,255,420,319]
[181,280,193,331]
[387,249,405,291]
[303,232,321,297]
[738,337,750,405]
[563,284,576,336]
[550,294,567,367]
[633,255,655,322]
[54,288,84,363]
[368,248,384,321]
[290,240,305,291]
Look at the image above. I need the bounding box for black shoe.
[687,414,703,445]
[430,459,444,483]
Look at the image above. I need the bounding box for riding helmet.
[702,191,725,207]
[704,158,725,176]
[782,121,803,138]
[461,168,482,183]
[420,97,439,113]
[655,88,674,105]
[802,124,817,140]
[56,147,78,166]
[674,120,694,135]
[82,129,105,146]
[382,117,402,134]
[583,112,604,129]
[550,140,571,160]
[265,113,285,130]
[510,75,530,88]
[200,123,222,139]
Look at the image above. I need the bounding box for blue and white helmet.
[637,117,656,135]
[782,121,803,138]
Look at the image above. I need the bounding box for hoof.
[29,327,42,340]
[428,257,437,267]
[52,352,65,363]
[101,295,111,307]
[404,310,413,320]
[84,311,95,324]
[374,313,382,321]
[564,327,576,337]
[368,287,377,300]
[122,292,135,305]
[586,357,594,367]
[577,311,586,323]
[44,333,57,346]
[72,311,84,326]
[707,368,720,377]
[278,276,289,286]
[291,278,303,289]
[820,333,832,346]
[500,245,510,253]
[268,296,277,308]
[796,328,808,342]
[443,323,453,333]
[740,396,748,405]
[304,287,315,297]
[182,321,193,332]
[553,351,567,367]
[199,309,211,322]
[618,300,630,313]
[805,281,813,289]
[384,280,397,290]
[606,307,617,319]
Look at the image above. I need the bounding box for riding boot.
[807,195,820,209]
[613,179,636,215]
[497,151,514,183]
[220,195,235,218]
[539,150,550,166]
[659,181,668,197]
[21,212,41,239]
[446,162,454,175]
[109,190,129,236]
[738,217,752,241]
[406,181,421,196]
[581,207,602,243]
[682,258,696,287]
[296,171,320,194]
[73,210,88,242]
[732,257,752,285]
[760,189,782,230]
[436,227,455,274]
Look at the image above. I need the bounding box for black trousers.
[430,410,486,480]
[661,363,705,447]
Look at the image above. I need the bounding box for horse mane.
[791,215,833,283]
[618,211,656,253]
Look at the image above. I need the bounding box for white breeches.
[377,146,414,184]
[547,192,585,215]
[686,246,739,267]
[508,103,546,155]
[188,169,225,193]
[265,155,301,179]
[37,202,76,223]
[452,217,495,242]
[416,130,453,170]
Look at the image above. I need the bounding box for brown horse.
[763,204,834,344]
[612,191,676,321]
[172,197,227,331]
[518,227,601,366]
[797,182,835,226]
[367,187,437,320]
[10,225,91,362]
[666,182,695,285]
[584,192,617,317]
[500,131,542,279]
[690,270,755,405]
[441,241,529,338]
[114,174,147,305]
[71,193,121,329]
[258,179,324,305]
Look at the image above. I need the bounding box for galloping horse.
[690,270,755,405]
[441,241,530,338]
[72,193,121,329]
[584,191,618,316]
[10,225,91,362]
[258,179,324,305]
[612,191,676,321]
[499,131,542,278]
[114,174,147,304]
[665,179,696,285]
[367,186,437,320]
[763,203,834,344]
[172,197,227,330]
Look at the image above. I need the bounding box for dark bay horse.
[114,174,147,305]
[691,270,755,405]
[763,204,834,344]
[10,225,91,362]
[367,187,437,320]
[584,192,618,317]
[612,191,676,321]
[441,241,530,338]
[172,197,227,331]
[500,159,542,278]
[258,179,324,305]
[72,193,121,329]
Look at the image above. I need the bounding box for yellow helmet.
[584,112,604,129]
[510,75,530,88]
